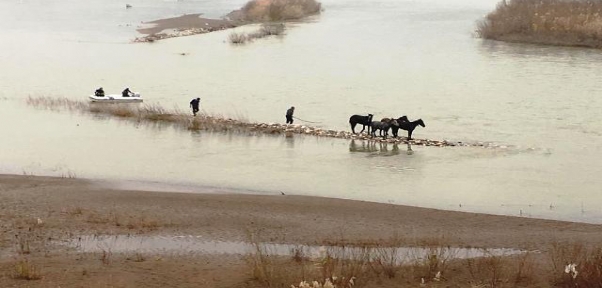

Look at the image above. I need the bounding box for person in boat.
[94,87,105,97]
[285,106,295,124]
[122,88,132,97]
[190,97,200,116]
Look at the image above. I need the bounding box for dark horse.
[388,116,409,138]
[370,120,393,138]
[396,119,425,140]
[349,114,373,134]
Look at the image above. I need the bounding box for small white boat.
[89,93,143,103]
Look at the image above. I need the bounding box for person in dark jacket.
[122,88,132,97]
[94,87,105,96]
[190,97,201,116]
[285,106,295,124]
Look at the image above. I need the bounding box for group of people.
[93,87,134,97]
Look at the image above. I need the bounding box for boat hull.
[89,93,143,103]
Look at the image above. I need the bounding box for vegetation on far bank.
[240,0,322,22]
[227,0,320,45]
[476,0,602,48]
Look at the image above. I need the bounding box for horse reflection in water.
[349,140,413,156]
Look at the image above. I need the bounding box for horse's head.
[367,114,374,121]
[417,119,425,127]
[397,115,409,123]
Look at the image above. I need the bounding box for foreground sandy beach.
[1,174,601,287]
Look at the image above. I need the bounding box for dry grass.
[26,96,87,112]
[13,222,46,256]
[229,32,249,44]
[60,170,77,179]
[27,96,255,135]
[12,258,42,280]
[229,23,286,45]
[477,0,602,48]
[256,23,286,36]
[14,233,31,255]
[550,241,602,287]
[127,252,146,262]
[241,0,321,22]
[85,210,160,231]
[100,248,112,265]
[244,236,602,287]
[65,206,84,216]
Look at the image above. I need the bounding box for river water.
[1,0,601,223]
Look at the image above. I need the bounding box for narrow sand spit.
[134,13,240,42]
[26,96,503,148]
[1,175,602,286]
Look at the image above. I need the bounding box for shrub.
[229,32,248,44]
[476,0,602,48]
[241,0,321,22]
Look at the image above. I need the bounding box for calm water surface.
[1,0,601,223]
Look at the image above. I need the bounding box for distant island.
[134,0,321,43]
[476,0,602,49]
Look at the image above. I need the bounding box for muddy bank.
[2,174,602,249]
[133,0,321,43]
[1,174,602,287]
[134,13,240,43]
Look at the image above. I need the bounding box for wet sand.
[1,174,602,287]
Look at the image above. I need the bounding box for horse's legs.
[359,124,365,133]
[407,129,413,140]
[350,123,356,134]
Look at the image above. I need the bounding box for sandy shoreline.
[2,174,602,248]
[2,174,602,286]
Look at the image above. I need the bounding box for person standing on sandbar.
[285,106,295,124]
[190,97,200,116]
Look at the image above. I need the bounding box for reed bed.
[477,0,602,48]
[229,23,286,45]
[246,238,507,287]
[247,238,602,287]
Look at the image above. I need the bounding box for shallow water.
[0,0,601,223]
[60,235,523,262]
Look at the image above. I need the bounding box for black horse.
[396,119,425,140]
[349,114,373,134]
[389,116,409,138]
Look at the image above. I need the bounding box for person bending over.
[122,88,132,97]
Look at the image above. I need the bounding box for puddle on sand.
[60,235,524,262]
